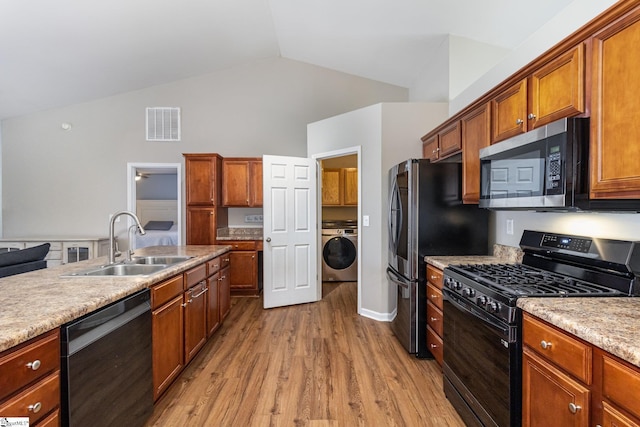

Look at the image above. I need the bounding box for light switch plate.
[363,215,369,227]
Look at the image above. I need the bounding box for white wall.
[1,57,407,241]
[308,102,449,319]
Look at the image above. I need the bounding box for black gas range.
[441,230,639,427]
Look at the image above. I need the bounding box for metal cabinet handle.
[266,237,271,242]
[181,303,188,307]
[568,402,581,414]
[26,360,41,370]
[431,294,438,299]
[28,402,42,413]
[528,113,536,120]
[430,317,438,322]
[430,343,438,349]
[516,118,523,125]
[540,340,552,350]
[430,275,438,280]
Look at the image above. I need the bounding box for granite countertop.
[425,243,524,270]
[216,227,263,241]
[518,298,640,368]
[0,245,230,353]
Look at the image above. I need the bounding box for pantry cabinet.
[522,312,640,427]
[460,102,491,204]
[0,329,60,426]
[589,7,640,200]
[426,264,444,366]
[492,44,585,143]
[184,153,228,245]
[222,157,263,207]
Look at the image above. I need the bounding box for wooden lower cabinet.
[426,264,444,366]
[0,329,60,426]
[224,240,261,296]
[151,252,232,401]
[219,265,231,320]
[523,313,640,427]
[152,294,184,401]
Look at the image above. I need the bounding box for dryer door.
[323,236,357,270]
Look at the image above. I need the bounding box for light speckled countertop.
[425,246,640,368]
[0,245,230,353]
[518,298,640,368]
[216,227,263,241]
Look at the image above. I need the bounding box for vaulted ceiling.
[0,0,577,120]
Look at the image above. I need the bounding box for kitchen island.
[0,244,230,353]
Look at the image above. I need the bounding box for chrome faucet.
[108,211,146,264]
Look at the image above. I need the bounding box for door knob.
[266,237,271,242]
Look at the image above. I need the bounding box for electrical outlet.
[506,219,514,235]
[244,214,264,223]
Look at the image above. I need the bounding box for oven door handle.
[386,267,412,289]
[444,290,511,336]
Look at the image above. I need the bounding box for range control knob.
[454,281,463,291]
[477,295,488,306]
[487,301,500,313]
[462,288,476,298]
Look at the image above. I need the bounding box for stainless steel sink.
[127,256,192,265]
[64,263,169,277]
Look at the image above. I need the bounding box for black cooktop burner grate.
[448,263,624,297]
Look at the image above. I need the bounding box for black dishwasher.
[61,288,153,427]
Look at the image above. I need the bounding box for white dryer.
[322,227,357,282]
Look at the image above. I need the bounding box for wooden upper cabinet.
[590,7,640,199]
[184,154,222,206]
[422,134,439,161]
[322,168,342,205]
[422,123,462,162]
[492,44,585,143]
[343,168,358,205]
[222,158,262,207]
[529,44,585,129]
[491,79,528,143]
[461,102,491,204]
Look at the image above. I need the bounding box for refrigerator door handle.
[386,267,410,289]
[388,178,401,252]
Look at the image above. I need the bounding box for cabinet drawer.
[426,265,443,289]
[523,314,591,384]
[36,409,60,427]
[207,257,221,275]
[426,301,443,337]
[0,330,59,402]
[426,326,443,366]
[184,263,207,288]
[228,241,256,251]
[602,354,640,420]
[426,283,443,311]
[151,274,184,309]
[0,372,59,425]
[220,253,231,269]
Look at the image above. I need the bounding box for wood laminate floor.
[146,282,465,426]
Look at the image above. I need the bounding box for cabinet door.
[185,155,220,206]
[529,44,585,129]
[492,79,527,143]
[438,120,462,158]
[522,347,590,427]
[322,168,342,205]
[422,134,439,161]
[590,8,640,199]
[186,207,217,245]
[343,168,358,205]
[207,272,220,337]
[222,160,250,207]
[152,295,184,401]
[184,282,208,363]
[461,103,491,204]
[601,402,640,427]
[219,265,231,320]
[250,160,263,207]
[229,250,257,292]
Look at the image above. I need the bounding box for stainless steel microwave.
[479,117,640,211]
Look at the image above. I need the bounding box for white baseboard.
[358,306,396,322]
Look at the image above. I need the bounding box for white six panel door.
[263,155,318,309]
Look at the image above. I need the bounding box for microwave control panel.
[546,145,563,192]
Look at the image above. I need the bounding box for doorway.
[126,162,182,249]
[313,147,361,314]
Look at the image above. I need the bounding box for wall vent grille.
[146,107,181,141]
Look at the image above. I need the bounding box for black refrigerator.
[386,159,489,357]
